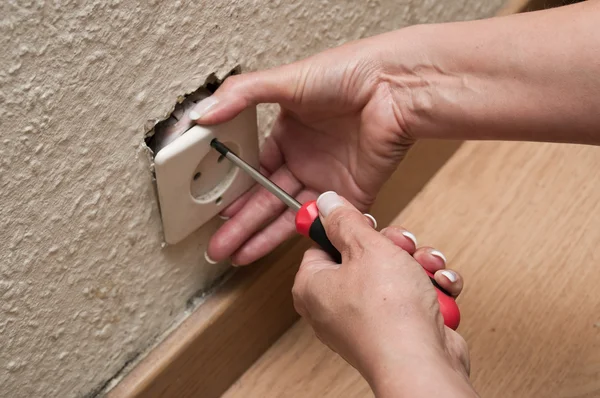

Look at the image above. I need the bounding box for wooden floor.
[224,140,600,398]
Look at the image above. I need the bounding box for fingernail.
[401,231,418,247]
[231,262,240,267]
[204,251,218,264]
[440,270,457,283]
[316,191,343,217]
[218,215,230,220]
[430,249,447,264]
[363,213,377,229]
[189,97,219,120]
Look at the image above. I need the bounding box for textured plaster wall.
[0,0,503,396]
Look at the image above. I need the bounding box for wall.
[0,0,503,396]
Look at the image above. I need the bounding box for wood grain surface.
[224,140,600,398]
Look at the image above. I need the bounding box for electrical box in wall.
[153,108,259,244]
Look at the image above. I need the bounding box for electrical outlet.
[153,107,259,244]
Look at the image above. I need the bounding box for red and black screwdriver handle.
[294,200,461,330]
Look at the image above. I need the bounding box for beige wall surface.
[0,1,503,396]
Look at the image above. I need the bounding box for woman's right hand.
[193,31,421,265]
[292,192,476,398]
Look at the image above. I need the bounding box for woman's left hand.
[292,192,477,398]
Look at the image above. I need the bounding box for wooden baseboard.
[107,236,309,398]
[106,139,461,398]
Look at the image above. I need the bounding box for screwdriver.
[211,138,461,330]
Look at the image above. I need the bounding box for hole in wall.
[143,65,241,225]
[142,66,242,215]
[144,66,241,155]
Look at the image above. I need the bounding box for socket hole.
[217,155,225,163]
[191,141,239,203]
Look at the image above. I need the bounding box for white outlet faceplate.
[154,107,259,244]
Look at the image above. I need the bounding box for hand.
[192,2,600,265]
[292,192,476,398]
[191,34,414,265]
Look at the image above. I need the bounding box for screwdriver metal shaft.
[210,138,461,330]
[210,139,302,212]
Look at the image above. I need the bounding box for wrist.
[366,349,477,398]
[376,22,482,142]
[350,318,476,398]
[379,3,600,145]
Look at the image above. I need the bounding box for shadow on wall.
[522,0,583,12]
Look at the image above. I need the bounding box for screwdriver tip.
[210,139,229,156]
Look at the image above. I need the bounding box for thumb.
[316,191,379,259]
[189,63,302,125]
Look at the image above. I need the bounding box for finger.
[207,165,303,261]
[434,268,463,298]
[231,189,318,266]
[218,188,255,220]
[218,164,273,219]
[413,247,464,298]
[316,191,381,259]
[380,226,418,254]
[190,64,303,125]
[363,213,377,229]
[413,247,448,274]
[301,246,338,264]
[259,122,286,174]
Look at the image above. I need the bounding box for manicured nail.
[316,191,343,217]
[204,251,218,264]
[189,97,219,120]
[363,213,377,229]
[440,270,458,283]
[430,249,447,264]
[218,215,230,220]
[401,231,417,247]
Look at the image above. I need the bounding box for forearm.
[384,1,600,145]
